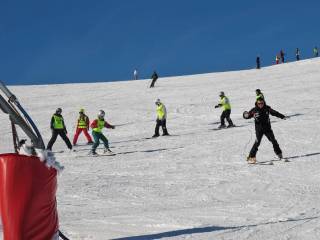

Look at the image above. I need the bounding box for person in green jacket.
[90,110,115,155]
[47,108,73,151]
[215,92,234,128]
[256,89,265,101]
[152,99,169,137]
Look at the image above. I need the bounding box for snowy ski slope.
[1,58,320,239]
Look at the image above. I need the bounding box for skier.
[133,69,138,80]
[296,48,300,61]
[243,97,286,164]
[152,99,169,137]
[314,46,318,57]
[255,89,265,101]
[90,110,115,155]
[256,56,261,69]
[72,108,93,146]
[214,91,234,128]
[47,108,73,151]
[275,55,280,64]
[150,71,158,88]
[280,50,285,63]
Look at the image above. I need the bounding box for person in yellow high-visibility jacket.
[90,110,115,155]
[214,92,234,129]
[47,108,72,151]
[152,99,169,137]
[72,108,93,146]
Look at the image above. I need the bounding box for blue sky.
[0,0,319,85]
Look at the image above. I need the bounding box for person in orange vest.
[90,110,115,155]
[73,108,93,146]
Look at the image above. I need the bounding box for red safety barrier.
[0,153,59,240]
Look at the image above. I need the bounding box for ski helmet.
[98,110,105,118]
[256,89,261,93]
[219,91,225,97]
[56,108,62,114]
[79,108,85,114]
[155,98,161,104]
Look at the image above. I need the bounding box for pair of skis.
[247,157,289,165]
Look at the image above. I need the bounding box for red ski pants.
[73,128,92,144]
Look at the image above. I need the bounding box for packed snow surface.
[1,58,320,239]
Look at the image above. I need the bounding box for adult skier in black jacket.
[243,98,286,163]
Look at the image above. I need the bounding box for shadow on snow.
[112,215,319,240]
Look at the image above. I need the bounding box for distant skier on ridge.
[243,97,286,164]
[280,50,285,63]
[150,71,158,88]
[214,91,234,129]
[313,46,318,57]
[296,48,300,61]
[133,69,138,80]
[256,56,261,69]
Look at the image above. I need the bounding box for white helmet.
[98,110,105,118]
[155,98,161,104]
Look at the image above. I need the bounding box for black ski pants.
[220,109,233,126]
[249,128,282,157]
[47,129,72,150]
[150,79,157,88]
[155,119,168,136]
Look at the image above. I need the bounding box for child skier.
[152,99,169,137]
[47,108,73,151]
[255,89,265,101]
[243,98,286,164]
[215,91,234,128]
[90,110,115,155]
[72,108,93,146]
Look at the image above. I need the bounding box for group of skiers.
[46,86,285,163]
[46,98,169,155]
[132,69,159,88]
[47,108,115,155]
[213,89,286,164]
[256,46,319,69]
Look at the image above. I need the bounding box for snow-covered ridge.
[1,57,320,239]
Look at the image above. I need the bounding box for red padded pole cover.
[0,153,59,240]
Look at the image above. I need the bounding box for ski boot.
[247,156,257,164]
[277,153,288,162]
[87,141,94,145]
[104,148,114,155]
[218,124,226,129]
[89,150,98,156]
[152,134,160,138]
[227,123,235,128]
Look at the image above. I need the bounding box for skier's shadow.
[112,215,319,240]
[117,147,183,155]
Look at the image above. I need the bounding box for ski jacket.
[247,105,285,131]
[90,119,114,133]
[50,114,66,130]
[156,103,167,120]
[219,96,231,111]
[151,72,158,80]
[77,114,90,129]
[256,93,264,100]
